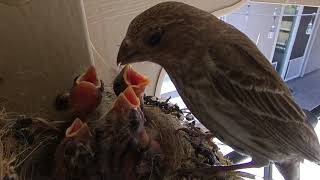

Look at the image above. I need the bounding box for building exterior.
[224,2,319,81]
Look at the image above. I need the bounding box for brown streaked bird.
[96,86,160,180]
[70,66,104,116]
[117,1,320,178]
[54,118,97,180]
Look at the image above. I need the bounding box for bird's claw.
[174,166,228,179]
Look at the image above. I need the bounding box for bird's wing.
[207,27,320,162]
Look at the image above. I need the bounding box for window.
[272,5,300,76]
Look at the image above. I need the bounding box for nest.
[0,108,62,180]
[0,90,254,180]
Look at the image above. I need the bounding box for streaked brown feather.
[207,27,320,162]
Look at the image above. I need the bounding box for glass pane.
[289,7,318,60]
[284,5,299,15]
[272,5,299,75]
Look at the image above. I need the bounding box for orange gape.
[70,66,102,115]
[77,66,99,85]
[123,65,150,97]
[122,86,140,107]
[124,66,149,87]
[111,86,140,114]
[113,65,150,97]
[65,118,84,137]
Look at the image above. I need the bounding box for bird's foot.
[174,160,265,178]
[174,166,227,179]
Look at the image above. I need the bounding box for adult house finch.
[117,1,320,177]
[55,66,104,117]
[113,64,150,111]
[54,118,97,180]
[96,86,160,180]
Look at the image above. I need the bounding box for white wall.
[0,0,93,116]
[225,2,282,61]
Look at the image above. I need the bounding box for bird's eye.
[147,29,164,46]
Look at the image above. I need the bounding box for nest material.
[0,90,253,180]
[0,108,62,180]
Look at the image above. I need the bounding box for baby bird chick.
[96,86,160,180]
[54,118,97,180]
[55,66,104,117]
[113,65,150,111]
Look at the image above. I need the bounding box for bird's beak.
[75,66,100,87]
[117,38,138,66]
[65,118,89,137]
[112,86,140,111]
[123,65,150,96]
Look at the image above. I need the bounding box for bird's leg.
[175,159,269,177]
[275,160,300,180]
